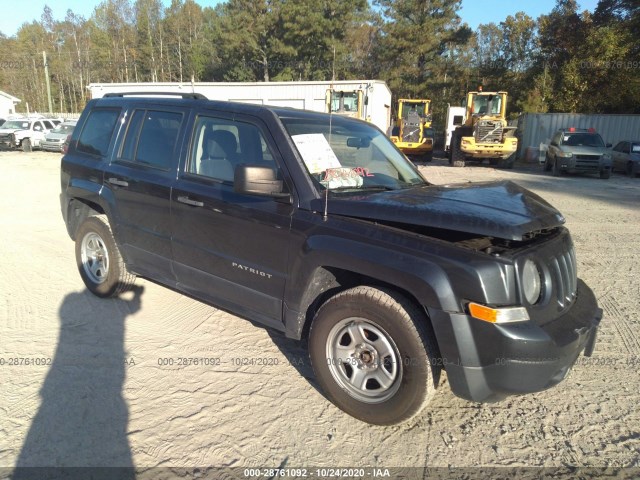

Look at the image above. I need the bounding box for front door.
[171,112,294,328]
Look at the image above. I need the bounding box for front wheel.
[450,136,466,167]
[552,158,562,176]
[600,169,611,179]
[75,215,135,297]
[627,162,637,178]
[308,286,439,425]
[22,138,32,152]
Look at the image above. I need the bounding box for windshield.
[52,124,75,134]
[402,103,428,119]
[281,116,426,193]
[563,133,605,147]
[329,91,359,114]
[3,120,31,129]
[471,94,502,115]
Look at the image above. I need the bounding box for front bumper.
[461,137,518,159]
[40,141,64,152]
[429,279,602,402]
[559,157,611,174]
[396,139,433,155]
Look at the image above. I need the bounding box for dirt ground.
[1,150,638,477]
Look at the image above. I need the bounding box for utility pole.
[42,51,53,114]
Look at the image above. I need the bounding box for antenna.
[323,181,329,221]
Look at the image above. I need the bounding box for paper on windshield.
[291,134,341,174]
[632,144,640,153]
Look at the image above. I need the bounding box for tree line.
[0,0,637,125]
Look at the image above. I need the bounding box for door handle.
[177,195,204,207]
[107,177,129,187]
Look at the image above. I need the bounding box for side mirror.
[34,126,42,131]
[234,164,290,199]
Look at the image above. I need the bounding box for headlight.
[522,259,542,305]
[558,151,573,158]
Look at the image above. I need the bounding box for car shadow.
[13,286,143,478]
[266,330,327,398]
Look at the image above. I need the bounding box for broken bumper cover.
[430,279,602,402]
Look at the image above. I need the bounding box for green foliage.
[0,0,637,118]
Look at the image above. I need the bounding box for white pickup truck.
[0,117,59,151]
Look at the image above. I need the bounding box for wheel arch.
[286,259,447,353]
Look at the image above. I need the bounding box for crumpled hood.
[312,180,565,241]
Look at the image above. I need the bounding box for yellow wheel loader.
[448,89,518,168]
[389,99,434,162]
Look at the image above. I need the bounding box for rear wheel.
[75,215,136,297]
[308,286,439,425]
[450,135,466,167]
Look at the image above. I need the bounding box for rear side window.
[77,109,121,157]
[119,109,183,170]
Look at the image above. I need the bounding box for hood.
[311,181,565,241]
[0,127,23,134]
[45,132,66,140]
[560,145,608,155]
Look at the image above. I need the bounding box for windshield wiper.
[329,185,397,193]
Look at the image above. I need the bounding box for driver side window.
[188,116,280,184]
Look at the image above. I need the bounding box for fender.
[283,234,460,340]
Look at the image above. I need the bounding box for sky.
[0,0,601,38]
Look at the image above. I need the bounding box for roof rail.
[103,92,207,100]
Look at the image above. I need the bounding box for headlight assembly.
[522,259,542,305]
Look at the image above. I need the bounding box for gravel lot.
[1,151,638,477]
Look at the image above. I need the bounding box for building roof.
[0,91,21,103]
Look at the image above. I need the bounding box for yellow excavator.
[448,88,518,168]
[390,98,434,162]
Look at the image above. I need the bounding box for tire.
[627,162,636,178]
[423,151,433,163]
[308,286,439,425]
[599,169,611,179]
[544,153,552,172]
[451,135,466,167]
[22,138,32,152]
[75,215,136,298]
[499,155,515,169]
[552,158,562,177]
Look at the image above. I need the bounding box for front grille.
[549,246,577,308]
[576,154,600,160]
[475,121,503,143]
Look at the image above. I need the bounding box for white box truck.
[444,105,466,152]
[87,80,392,133]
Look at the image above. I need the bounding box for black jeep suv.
[60,93,602,425]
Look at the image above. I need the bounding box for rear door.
[104,105,188,283]
[171,111,294,328]
[612,142,628,171]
